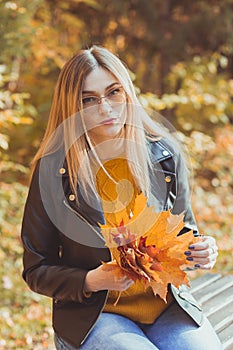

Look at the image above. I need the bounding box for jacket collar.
[55,139,173,176]
[148,139,173,163]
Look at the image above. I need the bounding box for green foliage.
[139,53,233,132]
[0,181,54,349]
[0,66,36,180]
[0,0,42,61]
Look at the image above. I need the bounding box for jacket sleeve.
[172,152,199,236]
[21,161,90,303]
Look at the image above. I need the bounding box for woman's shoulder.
[32,147,68,180]
[146,134,180,163]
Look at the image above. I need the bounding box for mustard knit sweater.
[96,157,173,324]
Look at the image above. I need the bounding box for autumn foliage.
[0,1,232,348]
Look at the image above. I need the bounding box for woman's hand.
[84,262,134,293]
[185,235,218,270]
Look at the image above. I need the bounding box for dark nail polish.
[184,251,191,256]
[188,245,195,250]
[194,264,200,268]
[186,257,193,261]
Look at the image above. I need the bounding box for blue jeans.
[54,302,223,350]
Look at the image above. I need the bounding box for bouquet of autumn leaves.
[100,193,200,304]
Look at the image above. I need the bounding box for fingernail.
[195,264,200,268]
[188,245,195,250]
[184,251,191,256]
[186,257,193,261]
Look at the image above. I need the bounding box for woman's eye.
[108,88,120,97]
[82,96,97,105]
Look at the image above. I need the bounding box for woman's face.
[81,66,126,144]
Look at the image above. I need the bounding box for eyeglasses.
[82,85,125,109]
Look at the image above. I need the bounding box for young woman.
[21,46,222,349]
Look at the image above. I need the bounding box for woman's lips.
[100,118,118,125]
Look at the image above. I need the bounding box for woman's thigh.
[140,302,223,350]
[54,313,158,350]
[80,313,158,350]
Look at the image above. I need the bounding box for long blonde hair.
[32,45,171,200]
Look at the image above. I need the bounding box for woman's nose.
[98,98,112,114]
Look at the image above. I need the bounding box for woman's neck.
[92,137,125,160]
[89,129,126,160]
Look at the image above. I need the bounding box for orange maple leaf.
[101,193,160,248]
[100,193,200,303]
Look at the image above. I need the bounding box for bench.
[191,273,233,350]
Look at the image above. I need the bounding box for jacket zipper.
[63,200,105,243]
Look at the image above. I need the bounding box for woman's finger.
[191,251,218,263]
[185,235,219,270]
[190,248,218,258]
[188,235,218,253]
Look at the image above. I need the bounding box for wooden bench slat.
[208,301,233,332]
[190,273,233,348]
[214,314,233,334]
[190,273,222,293]
[201,286,233,317]
[192,275,233,304]
[217,323,233,350]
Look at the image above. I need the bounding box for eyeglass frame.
[81,85,126,109]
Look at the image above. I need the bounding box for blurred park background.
[0,0,232,348]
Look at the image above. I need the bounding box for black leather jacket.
[21,138,203,348]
